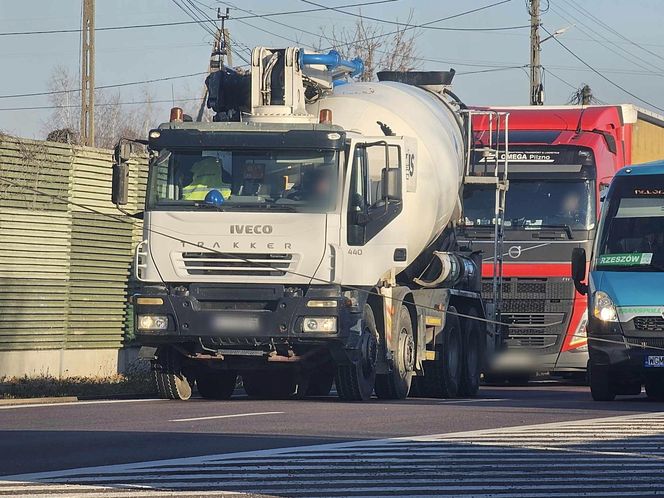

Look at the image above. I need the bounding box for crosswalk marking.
[3,411,664,497]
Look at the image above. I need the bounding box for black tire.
[589,362,615,401]
[153,347,193,401]
[306,367,335,397]
[375,305,415,400]
[336,305,378,401]
[646,376,664,401]
[242,370,297,399]
[459,308,482,397]
[196,369,237,400]
[420,307,462,398]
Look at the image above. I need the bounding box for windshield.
[463,180,595,230]
[147,148,340,212]
[595,175,664,272]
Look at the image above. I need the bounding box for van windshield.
[146,148,340,213]
[596,175,664,272]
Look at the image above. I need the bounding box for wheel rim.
[361,331,377,378]
[400,328,415,374]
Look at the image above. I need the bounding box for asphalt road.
[1,381,662,479]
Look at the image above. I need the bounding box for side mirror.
[381,167,402,201]
[112,163,129,205]
[112,141,130,206]
[571,247,588,295]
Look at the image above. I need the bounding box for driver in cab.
[182,157,231,201]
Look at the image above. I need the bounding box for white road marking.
[169,411,284,422]
[0,398,162,410]
[437,397,506,403]
[3,411,664,497]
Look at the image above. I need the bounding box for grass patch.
[0,367,156,400]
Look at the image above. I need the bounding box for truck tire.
[420,307,462,398]
[336,305,377,401]
[196,369,237,400]
[589,362,615,401]
[242,370,297,399]
[375,305,415,400]
[646,376,664,401]
[458,307,482,397]
[153,347,193,401]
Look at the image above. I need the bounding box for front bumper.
[133,284,364,351]
[588,317,664,372]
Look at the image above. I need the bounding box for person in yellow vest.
[181,157,231,201]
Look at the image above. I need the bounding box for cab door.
[339,137,413,285]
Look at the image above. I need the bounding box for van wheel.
[589,362,615,401]
[153,347,193,401]
[646,376,664,401]
[375,305,415,400]
[420,307,462,398]
[336,305,377,401]
[196,368,237,400]
[242,370,297,399]
[459,308,482,397]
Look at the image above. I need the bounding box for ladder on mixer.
[461,110,510,339]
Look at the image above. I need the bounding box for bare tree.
[568,84,598,105]
[43,66,156,149]
[321,11,421,82]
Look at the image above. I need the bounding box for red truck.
[460,105,664,382]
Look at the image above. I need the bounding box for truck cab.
[573,161,664,401]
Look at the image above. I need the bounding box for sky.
[2,0,664,139]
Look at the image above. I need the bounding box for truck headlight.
[593,291,618,322]
[137,315,169,331]
[303,317,337,332]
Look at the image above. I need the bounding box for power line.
[299,0,529,32]
[563,0,664,65]
[321,0,516,50]
[542,26,664,113]
[0,98,203,112]
[0,72,207,100]
[0,0,397,37]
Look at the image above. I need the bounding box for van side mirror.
[571,247,588,295]
[112,141,131,206]
[381,167,401,201]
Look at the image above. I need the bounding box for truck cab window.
[347,142,403,245]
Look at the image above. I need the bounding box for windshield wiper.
[192,202,226,211]
[226,203,297,212]
[513,223,574,240]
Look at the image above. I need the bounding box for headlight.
[593,291,618,322]
[306,300,337,308]
[137,315,169,330]
[303,317,337,332]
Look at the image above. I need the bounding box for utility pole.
[80,0,95,146]
[529,0,544,105]
[196,8,232,122]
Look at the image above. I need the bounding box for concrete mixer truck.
[112,47,508,401]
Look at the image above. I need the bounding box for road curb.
[0,396,78,406]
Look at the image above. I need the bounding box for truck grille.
[506,335,558,349]
[634,316,664,332]
[179,252,295,277]
[627,337,664,349]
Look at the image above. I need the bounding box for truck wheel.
[646,377,664,401]
[196,369,237,400]
[336,305,377,401]
[153,347,193,401]
[375,305,415,400]
[458,307,482,397]
[589,362,615,401]
[420,307,462,398]
[242,370,297,399]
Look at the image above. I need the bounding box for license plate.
[645,356,664,368]
[212,315,260,333]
